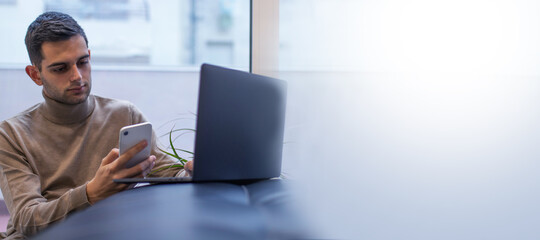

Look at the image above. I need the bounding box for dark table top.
[33,179,309,240]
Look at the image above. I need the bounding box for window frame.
[250,0,279,76]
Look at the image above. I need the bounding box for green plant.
[148,127,195,176]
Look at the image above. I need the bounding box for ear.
[25,65,43,86]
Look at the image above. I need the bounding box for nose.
[70,64,82,82]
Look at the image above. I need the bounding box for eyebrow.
[46,54,90,69]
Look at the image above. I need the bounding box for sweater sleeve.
[0,129,91,237]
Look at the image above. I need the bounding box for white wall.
[279,0,540,239]
[0,69,200,150]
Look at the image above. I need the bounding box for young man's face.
[29,35,92,105]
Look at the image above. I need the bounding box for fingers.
[113,140,148,169]
[185,160,194,176]
[143,160,156,177]
[101,148,119,166]
[121,156,156,178]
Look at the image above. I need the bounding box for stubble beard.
[42,77,92,105]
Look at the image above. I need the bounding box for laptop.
[114,63,287,184]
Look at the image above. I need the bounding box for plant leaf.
[148,164,184,176]
[158,148,182,161]
[174,148,194,155]
[169,126,181,160]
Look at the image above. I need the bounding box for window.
[0,0,250,70]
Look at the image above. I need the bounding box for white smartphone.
[119,122,152,168]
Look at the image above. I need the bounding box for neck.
[38,92,95,124]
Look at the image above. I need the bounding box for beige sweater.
[0,94,181,239]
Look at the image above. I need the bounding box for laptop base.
[113,177,270,185]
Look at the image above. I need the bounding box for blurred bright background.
[2,0,540,239]
[280,0,540,239]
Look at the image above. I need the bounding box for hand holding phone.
[119,122,152,168]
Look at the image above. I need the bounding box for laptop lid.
[192,64,287,181]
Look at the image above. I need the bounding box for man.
[0,12,191,239]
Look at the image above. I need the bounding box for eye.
[52,67,66,73]
[78,58,89,66]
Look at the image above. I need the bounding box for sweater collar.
[38,91,95,124]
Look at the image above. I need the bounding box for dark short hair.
[25,11,88,70]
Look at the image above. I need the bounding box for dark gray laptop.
[114,63,287,184]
